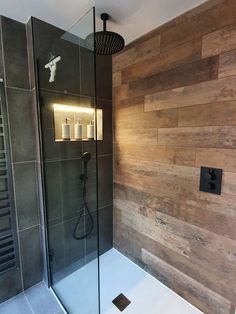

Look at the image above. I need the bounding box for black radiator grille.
[0,82,18,274]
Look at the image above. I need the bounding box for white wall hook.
[45,56,61,83]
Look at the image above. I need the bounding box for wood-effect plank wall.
[112,1,236,313]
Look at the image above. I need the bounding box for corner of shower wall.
[0,16,44,303]
[26,16,50,286]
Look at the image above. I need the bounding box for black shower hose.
[72,172,94,240]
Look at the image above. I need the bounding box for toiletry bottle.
[75,118,83,140]
[87,120,94,140]
[62,118,71,140]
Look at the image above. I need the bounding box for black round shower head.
[85,13,125,55]
[81,152,91,163]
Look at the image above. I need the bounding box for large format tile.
[7,88,35,162]
[19,226,43,290]
[96,55,112,100]
[60,159,83,220]
[0,267,22,303]
[48,223,65,277]
[99,206,113,255]
[63,218,85,267]
[98,155,113,209]
[0,25,4,79]
[0,293,32,314]
[25,282,61,314]
[43,161,63,224]
[1,17,29,89]
[13,162,39,230]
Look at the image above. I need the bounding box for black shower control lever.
[200,167,223,195]
[208,169,216,180]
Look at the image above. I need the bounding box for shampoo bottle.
[62,118,71,140]
[74,118,83,140]
[87,120,94,140]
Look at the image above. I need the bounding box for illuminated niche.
[53,104,103,142]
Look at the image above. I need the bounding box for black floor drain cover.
[112,293,131,311]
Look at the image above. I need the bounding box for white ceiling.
[0,0,208,44]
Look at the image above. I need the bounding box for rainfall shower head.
[85,13,125,55]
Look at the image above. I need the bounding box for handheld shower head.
[81,152,91,164]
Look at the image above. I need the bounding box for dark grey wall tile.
[60,159,83,220]
[48,223,65,276]
[42,128,83,162]
[37,38,80,94]
[64,218,85,267]
[85,211,98,258]
[0,268,22,303]
[98,155,113,209]
[26,19,36,90]
[7,88,35,162]
[97,99,112,156]
[80,46,95,97]
[25,281,61,314]
[0,293,32,314]
[19,225,43,290]
[13,162,39,230]
[44,161,63,224]
[0,22,4,79]
[1,17,29,89]
[99,205,113,255]
[96,55,112,100]
[31,18,63,60]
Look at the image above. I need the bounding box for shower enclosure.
[34,8,100,313]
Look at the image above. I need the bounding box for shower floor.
[54,248,203,314]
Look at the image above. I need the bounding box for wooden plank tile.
[219,49,236,78]
[114,144,196,166]
[114,108,178,130]
[144,75,236,112]
[113,33,160,72]
[114,96,144,115]
[196,148,236,172]
[121,39,202,83]
[155,211,236,263]
[128,56,218,99]
[114,182,236,241]
[142,249,234,314]
[114,128,158,145]
[178,101,236,127]
[112,71,122,87]
[114,222,236,303]
[202,25,236,58]
[158,126,236,149]
[117,206,190,258]
[160,0,236,52]
[222,171,236,196]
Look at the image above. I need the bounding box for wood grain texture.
[113,33,160,72]
[160,0,236,52]
[178,101,236,127]
[142,249,234,314]
[202,25,236,58]
[113,1,236,313]
[158,126,236,148]
[128,56,218,99]
[122,39,202,83]
[219,49,236,78]
[144,75,236,112]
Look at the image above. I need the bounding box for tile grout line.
[24,292,34,314]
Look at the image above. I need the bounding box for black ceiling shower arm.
[101,13,109,32]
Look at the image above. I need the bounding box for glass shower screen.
[34,8,100,314]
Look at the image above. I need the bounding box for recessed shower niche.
[53,104,103,142]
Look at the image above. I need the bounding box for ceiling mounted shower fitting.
[85,13,125,55]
